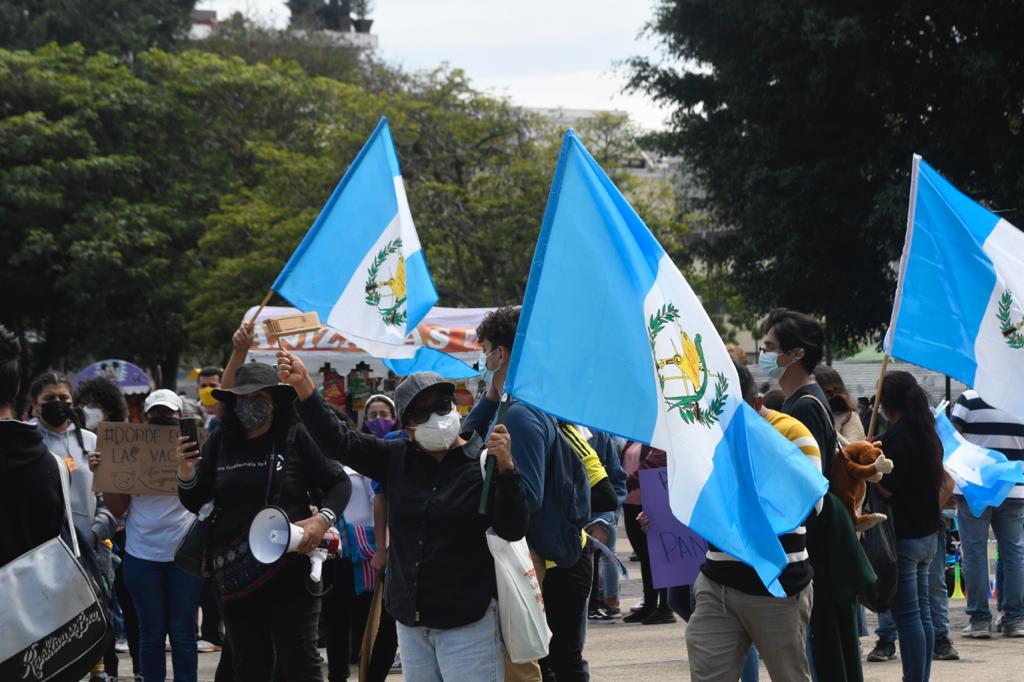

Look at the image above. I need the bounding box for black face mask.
[40,400,74,427]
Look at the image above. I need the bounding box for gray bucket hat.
[211,362,294,401]
[394,372,455,422]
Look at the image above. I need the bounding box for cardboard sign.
[91,422,208,496]
[639,467,709,588]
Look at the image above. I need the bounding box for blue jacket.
[465,397,590,567]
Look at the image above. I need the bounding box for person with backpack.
[176,362,352,682]
[275,351,528,682]
[876,371,945,682]
[467,306,613,682]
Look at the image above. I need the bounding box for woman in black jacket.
[177,362,351,682]
[276,349,528,682]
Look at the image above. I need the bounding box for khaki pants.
[685,573,813,682]
[503,551,548,682]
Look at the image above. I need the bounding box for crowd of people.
[1,304,1022,681]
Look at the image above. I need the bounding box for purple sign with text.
[639,467,709,588]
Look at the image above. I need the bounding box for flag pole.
[478,394,510,515]
[247,289,274,328]
[867,354,891,439]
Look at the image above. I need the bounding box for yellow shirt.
[765,409,821,471]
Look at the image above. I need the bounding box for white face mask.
[82,405,104,431]
[413,409,462,452]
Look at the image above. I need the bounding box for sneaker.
[604,606,622,618]
[866,639,897,662]
[197,639,222,653]
[114,638,129,653]
[588,608,617,623]
[387,654,402,676]
[641,605,677,625]
[1002,620,1024,638]
[933,636,960,660]
[961,621,992,639]
[623,608,653,623]
[629,597,646,613]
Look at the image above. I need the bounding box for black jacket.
[298,391,529,629]
[0,420,64,566]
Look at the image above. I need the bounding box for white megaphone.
[249,506,339,583]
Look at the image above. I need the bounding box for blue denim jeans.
[957,499,1024,624]
[395,599,504,682]
[892,534,936,682]
[599,516,619,599]
[123,553,204,682]
[877,531,949,640]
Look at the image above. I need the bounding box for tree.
[0,0,196,55]
[629,1,1024,351]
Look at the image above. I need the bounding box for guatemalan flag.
[505,131,827,595]
[272,117,475,379]
[886,155,1024,418]
[936,411,1024,516]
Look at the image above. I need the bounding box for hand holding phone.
[178,418,200,458]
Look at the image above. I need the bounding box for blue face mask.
[758,350,787,380]
[478,350,497,387]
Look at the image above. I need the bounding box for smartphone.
[178,418,200,457]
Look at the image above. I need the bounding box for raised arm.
[221,323,255,389]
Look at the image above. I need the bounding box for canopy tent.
[242,305,494,376]
[74,359,154,395]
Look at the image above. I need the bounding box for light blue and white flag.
[505,131,827,595]
[936,411,1024,516]
[886,155,1024,419]
[272,117,475,379]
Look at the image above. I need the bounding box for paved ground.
[177,525,1023,681]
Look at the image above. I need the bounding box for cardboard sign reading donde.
[91,422,208,496]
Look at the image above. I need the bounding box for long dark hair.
[29,370,85,449]
[75,376,129,422]
[881,371,944,492]
[813,365,857,414]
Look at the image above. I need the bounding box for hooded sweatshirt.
[0,420,64,566]
[31,418,116,543]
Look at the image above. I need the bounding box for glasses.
[405,395,455,425]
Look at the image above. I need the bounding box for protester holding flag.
[686,361,816,681]
[877,371,944,682]
[177,362,352,682]
[951,389,1024,638]
[467,306,598,681]
[277,350,528,682]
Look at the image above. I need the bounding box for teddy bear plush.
[830,440,894,532]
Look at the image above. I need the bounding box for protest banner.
[639,467,709,588]
[91,422,208,495]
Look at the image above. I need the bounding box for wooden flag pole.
[247,289,274,329]
[867,354,891,439]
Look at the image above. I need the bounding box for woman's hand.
[637,510,650,534]
[293,514,329,555]
[176,435,201,479]
[276,349,316,401]
[87,451,102,472]
[487,424,514,473]
[370,548,388,577]
[232,322,255,354]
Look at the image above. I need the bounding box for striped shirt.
[700,409,820,596]
[951,390,1024,501]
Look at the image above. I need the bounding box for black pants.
[200,577,224,645]
[540,543,594,682]
[113,541,140,675]
[221,559,323,682]
[622,503,665,609]
[365,604,398,682]
[322,560,372,681]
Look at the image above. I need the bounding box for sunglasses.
[405,395,455,426]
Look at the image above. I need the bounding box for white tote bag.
[480,452,552,663]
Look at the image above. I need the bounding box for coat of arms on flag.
[364,238,406,327]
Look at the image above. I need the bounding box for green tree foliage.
[0,0,196,54]
[629,1,1024,349]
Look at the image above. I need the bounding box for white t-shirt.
[342,467,376,527]
[126,495,196,562]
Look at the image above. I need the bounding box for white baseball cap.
[144,389,183,414]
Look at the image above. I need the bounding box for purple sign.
[639,467,708,588]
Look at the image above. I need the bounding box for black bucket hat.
[394,372,455,423]
[211,362,294,402]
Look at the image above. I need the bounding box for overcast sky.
[198,0,671,130]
